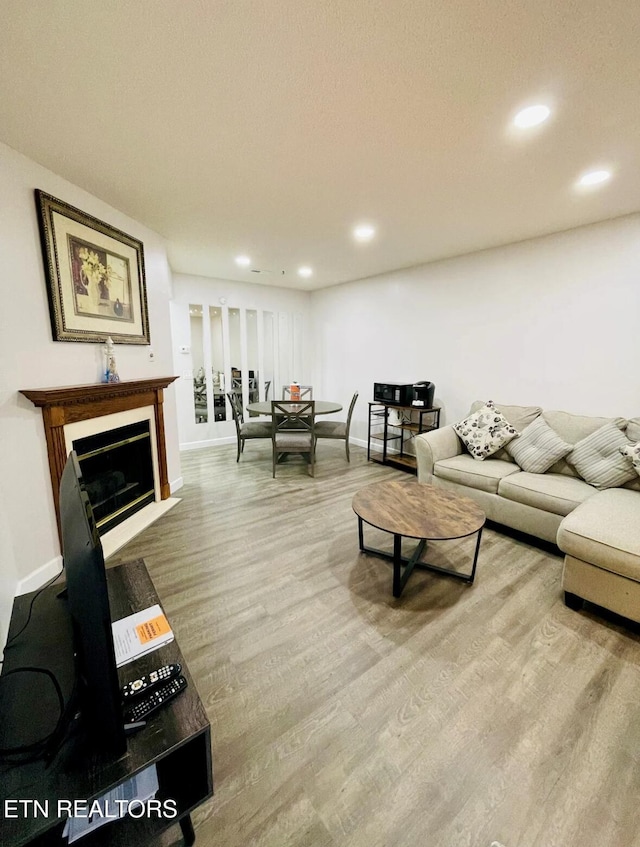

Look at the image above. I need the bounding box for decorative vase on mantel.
[102,336,120,384]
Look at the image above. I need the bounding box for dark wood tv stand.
[0,559,213,847]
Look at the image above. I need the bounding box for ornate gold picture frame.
[35,190,150,344]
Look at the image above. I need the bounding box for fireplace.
[20,377,178,547]
[73,419,156,535]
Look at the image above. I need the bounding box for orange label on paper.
[135,614,171,645]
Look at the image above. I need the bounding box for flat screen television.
[59,451,126,756]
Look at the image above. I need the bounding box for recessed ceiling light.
[298,266,313,278]
[353,224,376,242]
[576,169,612,188]
[235,255,251,267]
[513,104,551,128]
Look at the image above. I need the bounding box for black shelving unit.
[367,402,440,473]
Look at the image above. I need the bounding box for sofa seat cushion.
[434,455,520,494]
[498,472,597,517]
[557,490,640,581]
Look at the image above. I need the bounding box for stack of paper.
[62,764,159,842]
[111,604,174,668]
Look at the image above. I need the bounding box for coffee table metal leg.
[358,522,484,597]
[393,534,402,597]
[393,535,427,598]
[468,527,483,584]
[358,523,428,598]
[409,527,483,585]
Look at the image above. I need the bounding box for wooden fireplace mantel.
[20,377,178,542]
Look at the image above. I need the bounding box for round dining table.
[246,400,342,416]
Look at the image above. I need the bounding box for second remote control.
[124,676,188,723]
[121,663,182,701]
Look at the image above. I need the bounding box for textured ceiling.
[1,0,638,290]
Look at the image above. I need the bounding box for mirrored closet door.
[209,306,226,421]
[190,304,207,424]
[187,303,293,426]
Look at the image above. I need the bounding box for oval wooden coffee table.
[352,479,486,598]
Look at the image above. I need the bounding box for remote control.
[123,676,188,723]
[121,663,182,701]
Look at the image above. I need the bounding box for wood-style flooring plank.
[109,441,640,847]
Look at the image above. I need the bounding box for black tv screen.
[59,452,126,756]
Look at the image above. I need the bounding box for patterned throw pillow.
[506,415,573,473]
[568,423,637,489]
[453,401,518,460]
[620,441,640,476]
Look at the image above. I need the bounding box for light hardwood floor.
[110,441,640,847]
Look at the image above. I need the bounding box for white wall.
[0,142,181,623]
[171,273,312,449]
[0,507,17,652]
[311,214,640,443]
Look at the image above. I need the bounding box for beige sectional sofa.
[415,402,640,623]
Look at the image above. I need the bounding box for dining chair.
[315,391,358,461]
[282,384,313,400]
[227,392,271,462]
[271,400,316,477]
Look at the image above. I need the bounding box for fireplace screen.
[73,420,155,535]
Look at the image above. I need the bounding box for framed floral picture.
[35,190,150,344]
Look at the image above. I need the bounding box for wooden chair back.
[271,400,316,476]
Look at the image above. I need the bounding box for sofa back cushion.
[543,410,627,477]
[469,402,542,462]
[626,417,640,442]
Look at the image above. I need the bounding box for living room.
[1,3,639,845]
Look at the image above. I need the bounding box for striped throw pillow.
[506,415,573,473]
[569,423,637,489]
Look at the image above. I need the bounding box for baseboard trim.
[170,476,184,494]
[350,436,410,457]
[16,556,63,596]
[180,436,236,451]
[15,496,184,596]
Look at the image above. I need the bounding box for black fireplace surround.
[73,420,155,535]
